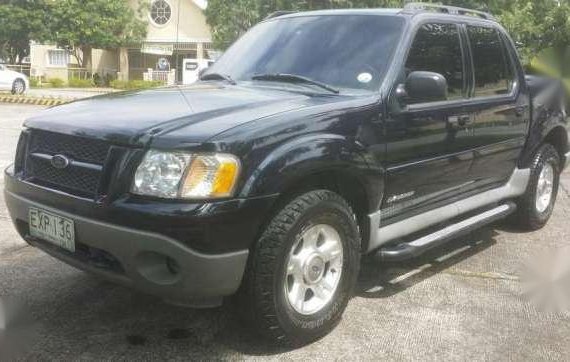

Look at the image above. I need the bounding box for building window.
[47,50,69,67]
[150,0,172,26]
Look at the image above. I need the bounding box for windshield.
[204,15,405,93]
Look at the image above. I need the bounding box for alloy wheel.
[13,80,25,94]
[536,162,555,213]
[284,224,343,315]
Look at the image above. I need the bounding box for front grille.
[14,132,28,173]
[28,130,110,164]
[25,130,111,197]
[27,157,101,195]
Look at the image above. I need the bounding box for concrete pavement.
[0,104,569,360]
[0,105,43,254]
[26,88,116,99]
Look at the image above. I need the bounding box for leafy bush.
[110,80,164,90]
[47,78,65,88]
[68,78,93,88]
[29,77,40,88]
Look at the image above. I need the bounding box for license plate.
[29,208,75,252]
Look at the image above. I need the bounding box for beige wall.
[30,44,118,81]
[29,0,211,81]
[132,0,211,43]
[30,43,78,81]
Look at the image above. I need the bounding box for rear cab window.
[467,25,516,97]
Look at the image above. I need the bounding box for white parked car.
[0,64,29,94]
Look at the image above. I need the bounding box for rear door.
[463,24,529,188]
[384,21,477,220]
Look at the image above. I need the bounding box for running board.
[367,168,530,252]
[376,202,516,262]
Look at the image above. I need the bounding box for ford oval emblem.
[51,154,70,169]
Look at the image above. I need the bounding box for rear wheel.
[11,79,25,95]
[514,144,561,230]
[238,190,361,346]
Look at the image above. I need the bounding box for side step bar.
[376,202,516,262]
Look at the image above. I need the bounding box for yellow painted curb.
[0,95,70,106]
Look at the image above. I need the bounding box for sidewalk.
[27,87,116,99]
[0,87,116,106]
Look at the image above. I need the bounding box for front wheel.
[238,190,361,346]
[514,143,561,230]
[11,79,25,95]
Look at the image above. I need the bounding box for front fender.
[239,133,383,213]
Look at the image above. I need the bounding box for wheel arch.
[240,133,384,252]
[520,124,569,168]
[543,125,569,163]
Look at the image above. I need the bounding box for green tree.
[205,0,259,50]
[207,0,567,68]
[206,0,402,49]
[500,0,570,62]
[49,0,148,69]
[0,0,50,63]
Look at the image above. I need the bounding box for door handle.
[448,115,473,128]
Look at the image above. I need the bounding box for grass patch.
[47,78,65,88]
[68,78,94,88]
[110,80,164,90]
[29,77,40,88]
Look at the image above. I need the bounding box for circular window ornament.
[150,0,172,26]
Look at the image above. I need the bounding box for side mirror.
[401,71,448,103]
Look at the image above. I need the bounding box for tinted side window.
[405,23,464,102]
[467,26,514,97]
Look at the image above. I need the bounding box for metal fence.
[68,68,117,80]
[68,68,90,80]
[5,64,31,77]
[143,69,176,85]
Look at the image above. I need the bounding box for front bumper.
[4,167,279,305]
[5,190,250,305]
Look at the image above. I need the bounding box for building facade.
[30,0,212,84]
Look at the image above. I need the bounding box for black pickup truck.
[4,4,569,345]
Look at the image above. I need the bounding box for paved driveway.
[0,105,43,253]
[0,104,569,360]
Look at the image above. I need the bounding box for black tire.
[513,143,561,230]
[11,79,25,95]
[238,190,361,346]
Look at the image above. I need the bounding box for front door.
[383,22,477,221]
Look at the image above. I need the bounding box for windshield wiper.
[200,72,237,85]
[251,73,340,94]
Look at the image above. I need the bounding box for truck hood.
[24,83,331,146]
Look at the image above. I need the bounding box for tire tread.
[238,190,360,346]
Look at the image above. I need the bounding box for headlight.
[131,150,240,199]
